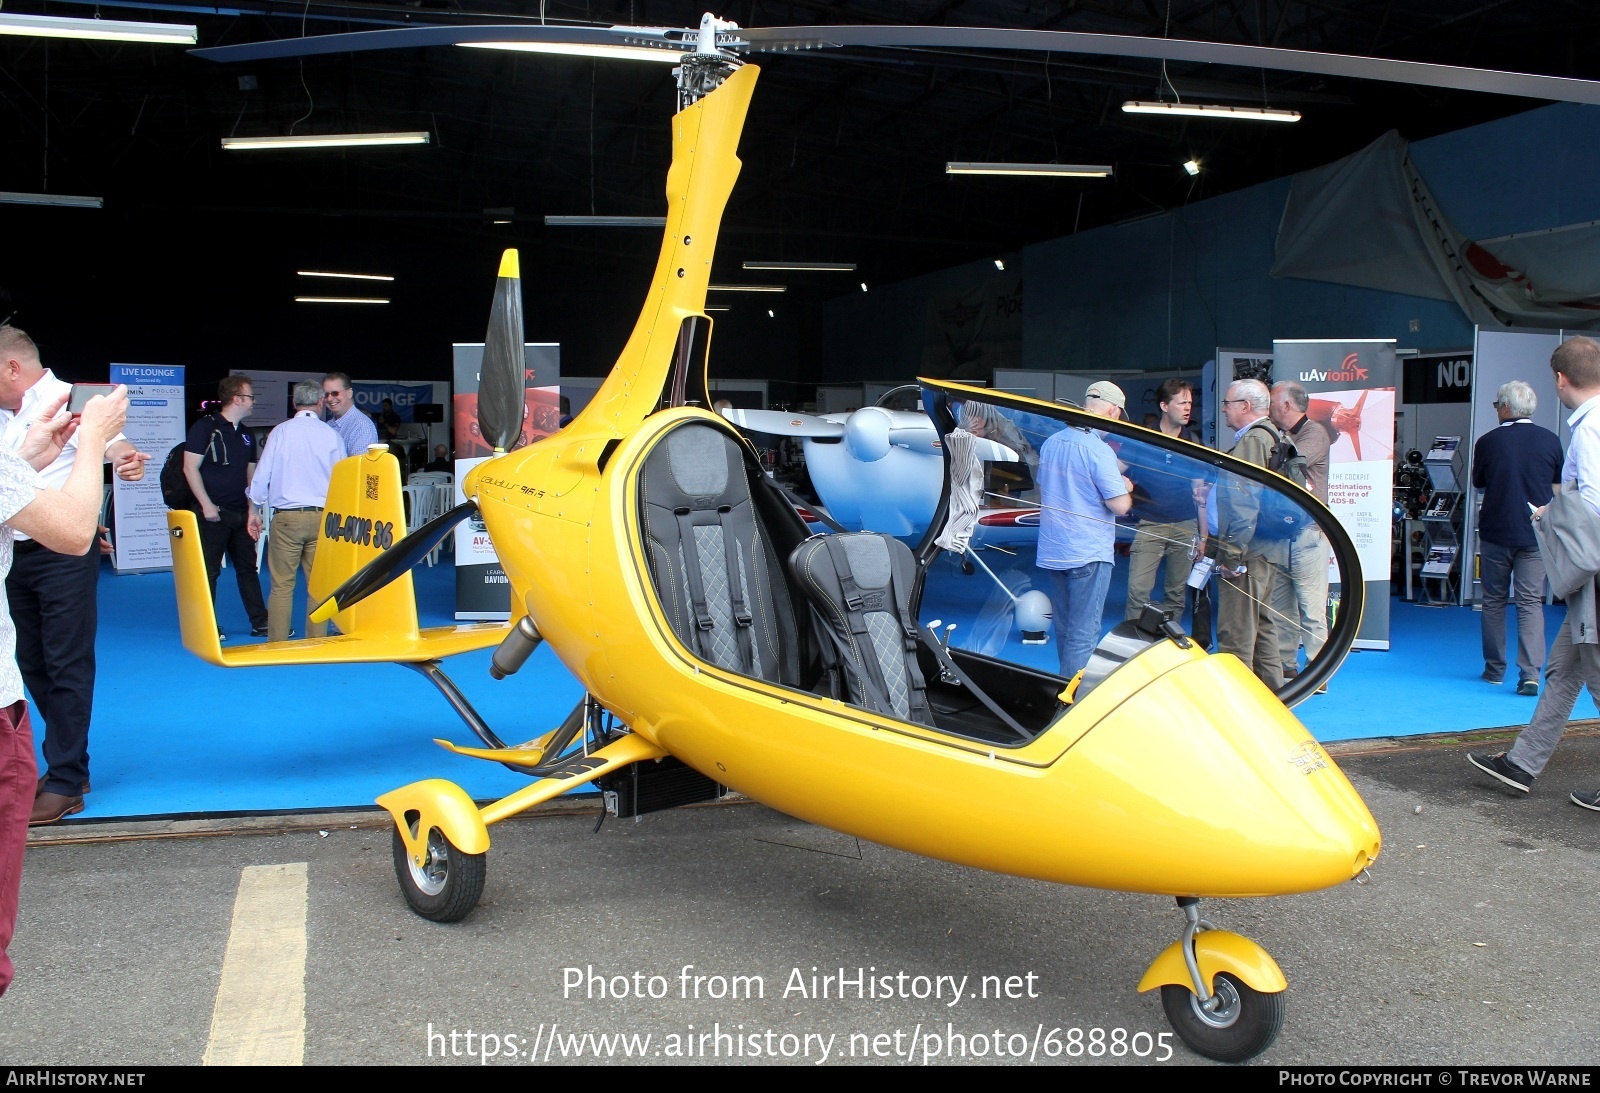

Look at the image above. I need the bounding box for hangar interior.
[2,1,1597,819]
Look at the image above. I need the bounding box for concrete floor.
[3,725,1599,1067]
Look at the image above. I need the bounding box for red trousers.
[0,699,34,996]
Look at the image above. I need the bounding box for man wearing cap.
[1036,380,1134,680]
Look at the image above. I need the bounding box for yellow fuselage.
[466,62,1380,901]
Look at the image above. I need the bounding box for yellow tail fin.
[308,447,419,641]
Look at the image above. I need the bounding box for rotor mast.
[674,12,744,109]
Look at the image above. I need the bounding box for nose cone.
[844,406,892,462]
[1059,653,1381,898]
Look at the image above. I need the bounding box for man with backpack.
[182,375,267,640]
[1216,379,1290,688]
[1269,380,1334,688]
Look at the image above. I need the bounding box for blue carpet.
[57,559,582,822]
[47,552,1574,821]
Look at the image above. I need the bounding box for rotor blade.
[721,407,845,438]
[741,25,1600,106]
[192,23,698,63]
[479,249,526,453]
[309,502,478,623]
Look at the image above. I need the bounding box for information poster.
[109,364,185,573]
[1272,339,1399,650]
[451,342,560,619]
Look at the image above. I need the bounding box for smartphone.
[67,383,118,414]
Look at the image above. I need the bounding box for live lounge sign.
[1402,351,1473,404]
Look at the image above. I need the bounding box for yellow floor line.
[202,862,309,1066]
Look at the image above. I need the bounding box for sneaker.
[250,625,271,638]
[1570,789,1600,812]
[1481,670,1503,685]
[1517,679,1539,697]
[218,628,227,642]
[1468,751,1533,793]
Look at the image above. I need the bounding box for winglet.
[166,509,228,667]
[498,249,520,279]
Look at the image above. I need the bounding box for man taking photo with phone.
[0,326,149,825]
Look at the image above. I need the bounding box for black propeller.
[479,249,528,453]
[190,19,1600,106]
[308,248,528,623]
[309,502,479,623]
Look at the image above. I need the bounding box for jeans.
[1272,527,1330,671]
[1041,561,1113,679]
[1479,540,1547,684]
[1507,623,1600,777]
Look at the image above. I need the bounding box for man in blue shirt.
[1470,337,1600,804]
[321,372,379,458]
[1123,378,1204,625]
[248,381,346,643]
[1036,380,1133,679]
[1471,380,1563,695]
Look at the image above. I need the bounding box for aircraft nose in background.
[843,406,893,462]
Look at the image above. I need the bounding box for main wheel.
[391,824,486,923]
[1159,974,1285,1063]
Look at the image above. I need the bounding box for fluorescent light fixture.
[767,309,775,318]
[294,296,390,305]
[0,191,101,208]
[462,42,682,64]
[740,260,857,272]
[705,305,732,312]
[485,206,514,224]
[860,283,869,293]
[544,215,666,227]
[1123,101,1301,122]
[1183,159,1202,176]
[0,12,195,44]
[222,132,431,151]
[708,284,786,293]
[946,162,1112,178]
[297,270,394,282]
[993,259,1006,271]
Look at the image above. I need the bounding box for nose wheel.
[1154,898,1285,1062]
[393,821,486,923]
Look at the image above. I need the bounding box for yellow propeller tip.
[309,599,338,624]
[498,249,520,279]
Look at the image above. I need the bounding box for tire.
[1159,973,1285,1063]
[392,825,486,923]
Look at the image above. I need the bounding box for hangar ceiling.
[1,1,1597,378]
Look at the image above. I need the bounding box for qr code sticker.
[366,474,379,500]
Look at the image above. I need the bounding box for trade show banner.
[451,342,560,619]
[1272,339,1399,650]
[109,364,185,573]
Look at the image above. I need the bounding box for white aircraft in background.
[721,390,1023,538]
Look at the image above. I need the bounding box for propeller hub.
[843,406,893,462]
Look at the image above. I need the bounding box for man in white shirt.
[0,328,148,826]
[248,381,345,642]
[1470,336,1600,804]
[322,371,378,458]
[0,384,130,990]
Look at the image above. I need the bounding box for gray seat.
[639,422,802,687]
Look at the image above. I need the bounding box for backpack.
[1248,422,1314,542]
[161,417,218,509]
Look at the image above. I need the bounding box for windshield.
[914,383,1362,707]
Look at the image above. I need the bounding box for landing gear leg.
[1157,897,1285,1063]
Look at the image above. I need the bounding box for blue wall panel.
[822,102,1600,385]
